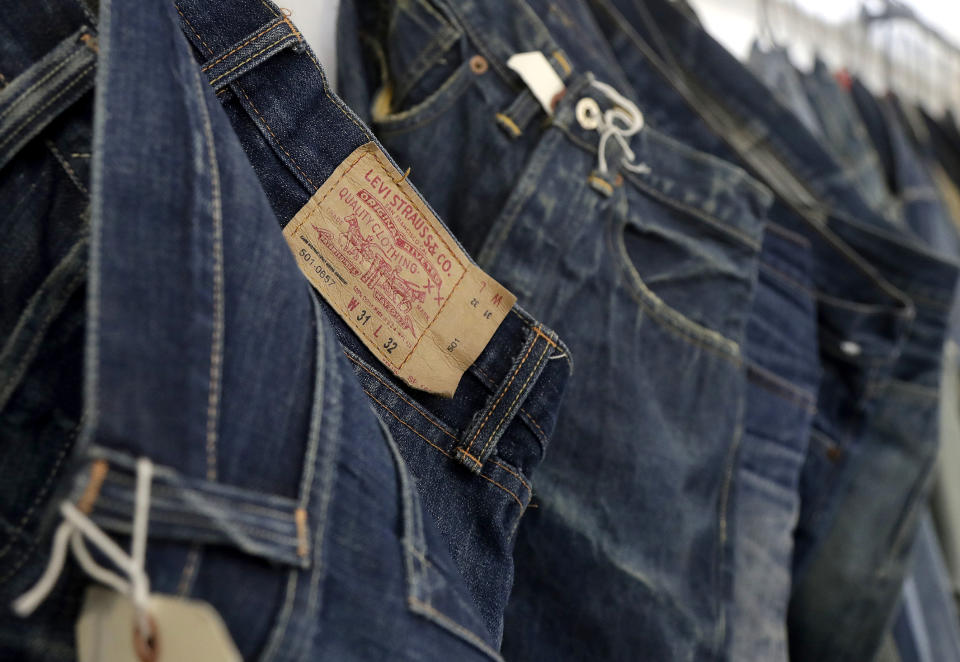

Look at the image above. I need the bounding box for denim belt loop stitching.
[198,17,301,91]
[0,25,97,171]
[454,324,557,474]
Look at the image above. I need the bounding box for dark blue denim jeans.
[731,224,819,661]
[585,1,957,660]
[1,0,569,659]
[338,1,773,659]
[800,59,893,218]
[171,0,573,646]
[892,510,960,662]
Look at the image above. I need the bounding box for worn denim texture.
[800,59,893,219]
[1,0,570,659]
[172,0,572,645]
[747,44,823,139]
[585,1,957,660]
[731,224,819,662]
[892,510,960,662]
[338,1,773,659]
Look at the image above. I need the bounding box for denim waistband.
[172,0,573,471]
[587,0,957,374]
[375,0,771,260]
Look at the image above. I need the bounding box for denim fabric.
[731,225,819,662]
[801,58,893,219]
[338,1,773,659]
[584,1,957,660]
[747,44,823,139]
[0,0,95,657]
[172,0,572,646]
[892,510,960,662]
[0,0,571,659]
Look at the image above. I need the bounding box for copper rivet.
[469,55,489,75]
[133,615,159,662]
[826,446,842,462]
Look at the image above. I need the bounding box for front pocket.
[611,208,756,352]
[368,0,468,130]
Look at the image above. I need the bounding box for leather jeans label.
[283,142,515,396]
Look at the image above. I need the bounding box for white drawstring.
[13,458,154,637]
[587,78,651,177]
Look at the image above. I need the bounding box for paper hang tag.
[76,587,242,662]
[283,142,516,397]
[506,51,566,115]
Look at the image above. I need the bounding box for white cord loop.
[13,458,154,637]
[583,77,651,177]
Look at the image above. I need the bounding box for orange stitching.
[208,35,296,86]
[531,325,558,348]
[472,365,548,445]
[347,353,532,493]
[362,390,523,507]
[465,334,536,454]
[345,353,457,441]
[408,597,506,658]
[478,344,550,460]
[237,86,317,188]
[175,4,214,54]
[490,460,530,493]
[281,16,301,42]
[201,20,285,72]
[522,410,546,438]
[457,449,482,466]
[479,475,523,508]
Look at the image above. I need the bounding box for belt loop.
[453,324,558,473]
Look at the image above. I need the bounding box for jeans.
[800,58,893,218]
[1,0,569,659]
[584,1,957,659]
[747,44,823,140]
[731,224,819,661]
[338,1,772,659]
[892,510,960,662]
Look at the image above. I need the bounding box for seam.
[0,268,85,408]
[745,362,817,413]
[489,460,530,493]
[200,20,285,71]
[472,364,548,444]
[175,547,202,596]
[0,63,94,153]
[236,85,316,188]
[409,597,504,662]
[193,60,224,483]
[45,139,88,196]
[0,47,76,123]
[464,333,537,455]
[477,343,550,460]
[207,34,297,87]
[766,221,811,248]
[346,352,532,493]
[362,389,524,507]
[345,352,457,441]
[175,4,215,54]
[0,423,79,562]
[610,216,743,360]
[558,123,761,250]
